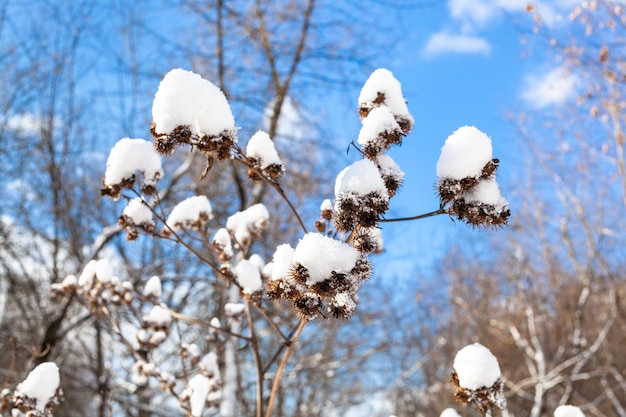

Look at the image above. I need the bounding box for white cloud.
[421,31,491,58]
[520,66,578,109]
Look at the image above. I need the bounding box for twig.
[246,300,264,417]
[265,318,307,417]
[380,206,447,223]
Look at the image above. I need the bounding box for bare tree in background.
[390,3,626,417]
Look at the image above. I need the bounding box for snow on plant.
[225,203,270,249]
[151,68,237,166]
[245,130,284,180]
[7,362,62,417]
[101,138,163,200]
[554,405,586,417]
[333,159,389,232]
[45,67,511,416]
[451,343,506,417]
[119,197,155,240]
[267,232,371,319]
[358,68,414,133]
[162,195,213,236]
[440,408,463,417]
[436,126,509,227]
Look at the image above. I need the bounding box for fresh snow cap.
[377,154,405,181]
[271,243,295,280]
[554,405,585,417]
[15,362,60,412]
[437,126,492,180]
[104,138,163,188]
[358,68,411,120]
[226,203,270,246]
[335,159,389,199]
[453,343,501,389]
[123,198,154,226]
[166,195,213,231]
[440,408,463,417]
[212,227,233,258]
[224,302,245,317]
[248,253,265,272]
[462,177,508,208]
[187,374,211,417]
[357,106,401,146]
[235,259,263,294]
[293,233,361,285]
[143,275,162,299]
[246,130,283,169]
[152,68,235,138]
[320,199,333,212]
[146,305,172,328]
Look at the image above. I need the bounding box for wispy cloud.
[421,31,491,58]
[520,66,578,109]
[422,0,580,58]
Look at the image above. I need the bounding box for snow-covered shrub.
[53,67,511,417]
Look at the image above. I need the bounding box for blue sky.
[357,0,581,275]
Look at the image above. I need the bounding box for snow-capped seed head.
[437,126,493,181]
[143,275,162,301]
[120,198,155,240]
[235,259,263,295]
[224,302,245,319]
[163,195,213,236]
[14,362,61,413]
[449,178,510,228]
[211,228,233,261]
[357,106,404,158]
[246,130,284,180]
[358,68,414,133]
[152,68,235,140]
[334,160,389,232]
[292,233,361,286]
[102,138,163,200]
[328,292,357,319]
[376,154,405,197]
[226,204,270,248]
[144,305,172,330]
[440,408,463,417]
[554,405,585,417]
[453,343,501,390]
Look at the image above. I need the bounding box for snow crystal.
[462,177,508,209]
[436,126,493,180]
[271,243,295,280]
[165,195,213,232]
[453,343,501,389]
[246,130,282,169]
[226,204,270,246]
[224,303,245,317]
[123,198,154,226]
[293,233,360,285]
[440,408,463,417]
[554,405,585,417]
[358,68,412,122]
[357,106,401,146]
[15,362,60,412]
[334,159,389,198]
[235,259,263,294]
[187,374,211,417]
[152,68,235,138]
[143,275,162,300]
[104,138,163,188]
